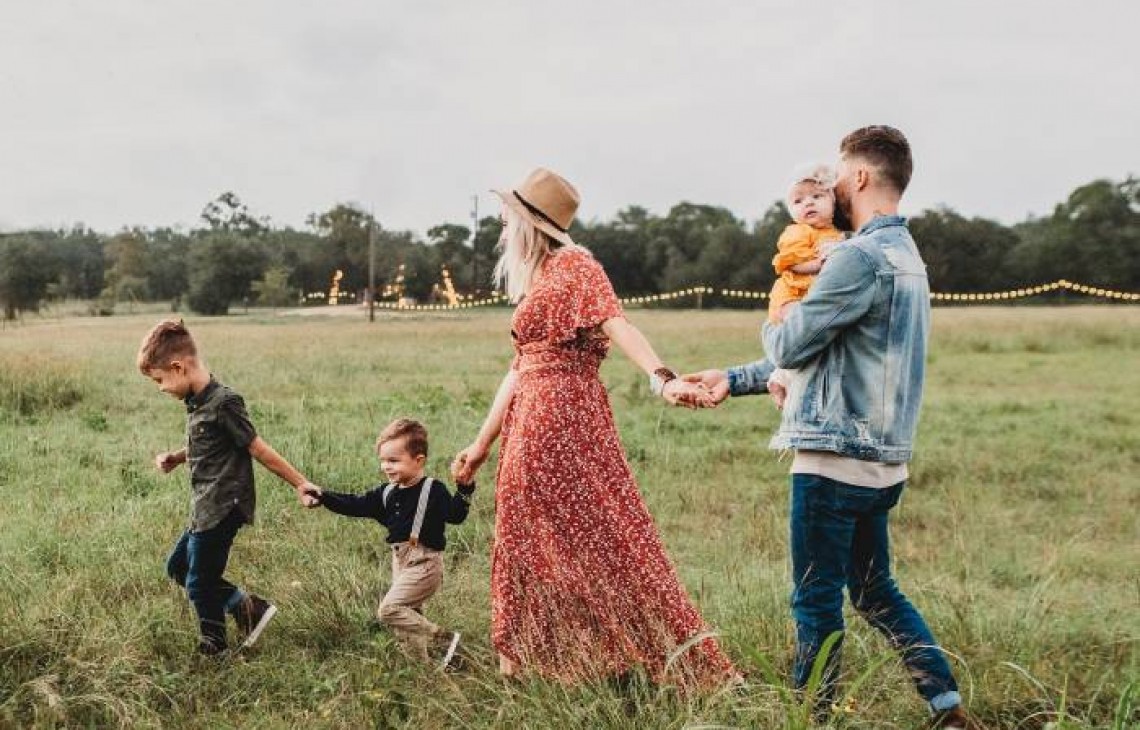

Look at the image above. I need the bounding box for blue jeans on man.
[165,509,247,649]
[791,474,961,712]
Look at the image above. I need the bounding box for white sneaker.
[439,631,461,670]
[238,597,278,649]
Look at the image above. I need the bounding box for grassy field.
[1,306,1137,729]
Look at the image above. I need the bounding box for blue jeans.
[790,474,960,712]
[166,509,246,648]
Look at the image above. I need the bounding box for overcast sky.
[1,1,1136,236]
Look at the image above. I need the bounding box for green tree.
[187,233,267,315]
[0,235,60,320]
[104,230,151,307]
[910,207,1018,292]
[472,215,503,295]
[428,223,473,292]
[649,203,749,294]
[201,192,269,236]
[49,227,105,300]
[307,204,376,293]
[1012,177,1140,290]
[251,266,296,309]
[145,228,191,305]
[263,227,326,295]
[371,229,435,301]
[578,206,658,295]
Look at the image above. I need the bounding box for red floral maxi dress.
[491,248,736,688]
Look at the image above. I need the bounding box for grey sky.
[1,1,1136,236]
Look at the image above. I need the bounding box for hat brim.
[492,189,575,247]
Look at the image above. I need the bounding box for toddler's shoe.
[436,630,461,670]
[233,594,278,648]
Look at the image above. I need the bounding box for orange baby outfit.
[768,222,844,322]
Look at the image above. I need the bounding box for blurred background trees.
[1,177,1136,319]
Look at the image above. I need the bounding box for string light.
[708,279,1139,303]
[298,279,1139,311]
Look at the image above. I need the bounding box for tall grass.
[0,358,86,418]
[0,306,1137,728]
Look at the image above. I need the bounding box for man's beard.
[832,194,854,232]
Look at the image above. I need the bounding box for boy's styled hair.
[377,418,429,458]
[137,319,198,374]
[840,125,913,194]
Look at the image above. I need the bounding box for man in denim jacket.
[687,127,972,729]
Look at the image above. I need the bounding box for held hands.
[297,481,323,509]
[676,370,731,408]
[154,451,186,473]
[451,441,489,485]
[661,378,717,409]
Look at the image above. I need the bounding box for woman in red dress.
[453,168,737,689]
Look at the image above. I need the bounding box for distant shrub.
[0,358,85,416]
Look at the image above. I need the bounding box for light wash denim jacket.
[726,215,929,463]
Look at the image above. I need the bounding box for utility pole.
[470,194,479,298]
[368,213,376,322]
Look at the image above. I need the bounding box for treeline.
[1,178,1137,320]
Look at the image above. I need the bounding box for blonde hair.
[137,319,197,374]
[786,163,837,204]
[493,206,586,303]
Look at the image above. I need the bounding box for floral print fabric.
[491,248,736,688]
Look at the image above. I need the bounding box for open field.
[1,306,1137,729]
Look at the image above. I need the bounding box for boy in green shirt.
[137,319,319,655]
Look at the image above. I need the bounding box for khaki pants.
[378,543,444,661]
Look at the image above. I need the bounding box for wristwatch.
[649,367,678,396]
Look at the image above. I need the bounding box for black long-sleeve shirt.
[318,476,474,551]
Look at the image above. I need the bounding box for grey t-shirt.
[184,378,257,531]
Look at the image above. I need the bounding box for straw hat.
[493,167,579,246]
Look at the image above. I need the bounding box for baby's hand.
[775,301,800,323]
[768,380,787,410]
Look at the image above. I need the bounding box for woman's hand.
[679,370,730,406]
[662,378,716,409]
[451,442,490,485]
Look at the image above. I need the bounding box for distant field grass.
[1,306,1137,729]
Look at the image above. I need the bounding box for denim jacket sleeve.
[761,245,878,369]
[726,358,775,396]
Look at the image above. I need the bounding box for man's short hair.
[377,418,429,458]
[137,319,197,373]
[840,125,913,194]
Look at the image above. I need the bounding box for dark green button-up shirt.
[184,378,257,532]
